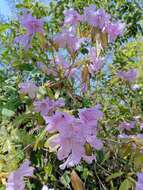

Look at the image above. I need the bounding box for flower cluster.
[6,160,34,190]
[54,29,83,53]
[19,81,38,99]
[15,13,44,49]
[44,104,103,169]
[34,97,65,116]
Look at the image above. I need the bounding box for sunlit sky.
[0,0,50,19]
[0,0,12,18]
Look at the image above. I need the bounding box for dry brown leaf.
[71,170,86,190]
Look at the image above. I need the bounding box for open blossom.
[135,173,143,190]
[107,22,125,41]
[19,81,38,99]
[55,55,76,77]
[54,29,83,53]
[34,98,65,116]
[45,105,103,169]
[21,13,44,35]
[14,13,44,48]
[83,6,110,31]
[79,104,103,127]
[88,47,103,75]
[117,69,137,82]
[119,121,136,131]
[64,9,82,25]
[6,160,34,190]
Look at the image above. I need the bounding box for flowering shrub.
[0,0,143,190]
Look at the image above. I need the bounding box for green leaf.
[12,113,32,127]
[0,24,10,32]
[2,108,15,117]
[106,171,123,182]
[61,171,71,189]
[44,162,53,176]
[119,179,132,190]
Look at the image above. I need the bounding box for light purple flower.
[107,22,125,41]
[83,6,110,31]
[54,29,83,53]
[135,173,143,190]
[82,83,88,93]
[45,106,103,169]
[6,160,34,190]
[36,62,49,74]
[64,9,82,25]
[117,69,138,82]
[79,104,103,128]
[21,13,44,35]
[55,55,76,77]
[119,121,136,131]
[34,98,65,116]
[88,47,103,75]
[14,34,32,49]
[19,81,38,99]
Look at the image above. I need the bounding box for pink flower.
[107,22,125,41]
[34,98,65,116]
[19,81,38,99]
[119,121,136,131]
[6,160,34,190]
[64,9,82,25]
[117,69,138,82]
[21,13,44,35]
[88,47,103,75]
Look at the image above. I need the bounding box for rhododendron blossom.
[54,29,83,53]
[19,81,38,99]
[21,13,44,35]
[119,121,136,131]
[55,55,76,77]
[117,69,137,82]
[107,22,125,41]
[44,105,103,169]
[88,47,103,75]
[34,98,65,116]
[82,5,124,41]
[15,13,44,48]
[135,173,143,190]
[6,160,34,190]
[64,9,82,25]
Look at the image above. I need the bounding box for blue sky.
[0,0,12,18]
